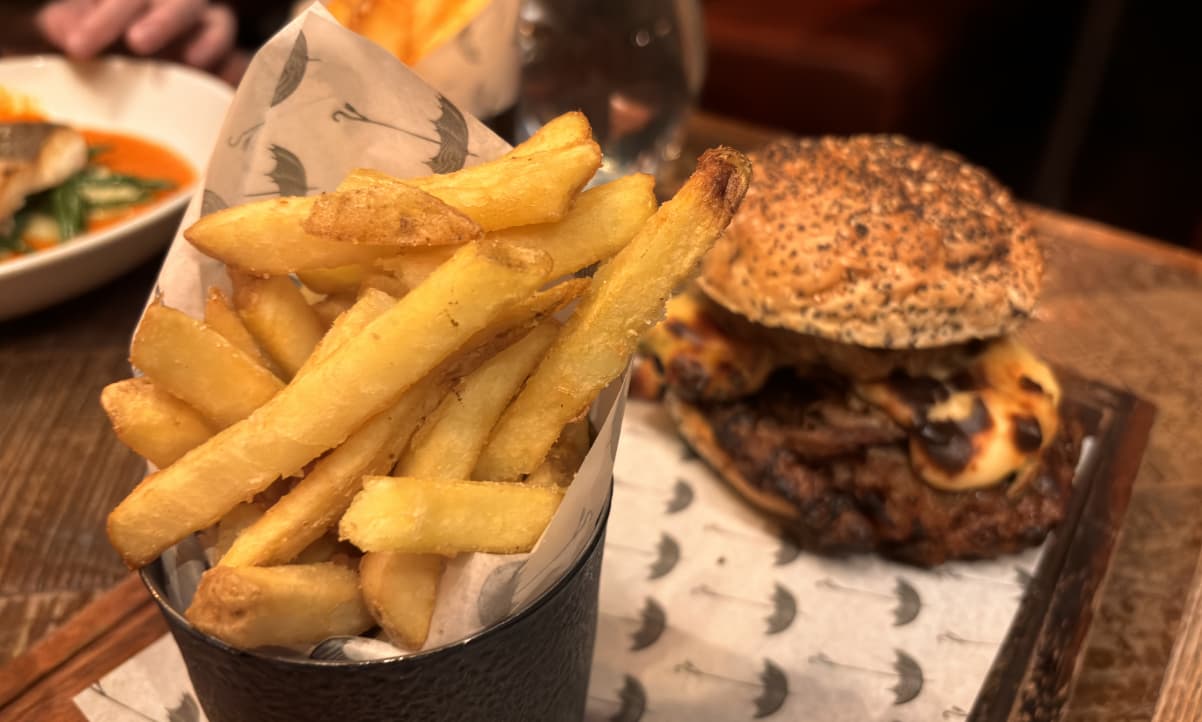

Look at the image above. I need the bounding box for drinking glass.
[515,0,706,184]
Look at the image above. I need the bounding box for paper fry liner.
[145,4,623,656]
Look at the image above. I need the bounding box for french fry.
[410,0,491,61]
[372,244,460,291]
[131,301,285,429]
[100,378,215,468]
[494,174,657,279]
[525,419,590,487]
[232,274,327,379]
[474,147,752,480]
[108,241,551,568]
[340,477,563,555]
[184,197,403,275]
[186,563,373,648]
[359,272,409,299]
[209,502,265,562]
[303,184,481,247]
[204,287,272,369]
[295,288,395,379]
[507,111,594,158]
[459,278,587,357]
[338,113,601,231]
[310,295,355,326]
[359,551,444,648]
[219,372,448,568]
[399,320,559,479]
[296,265,368,296]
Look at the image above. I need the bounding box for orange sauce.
[79,129,195,233]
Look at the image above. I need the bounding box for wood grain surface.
[1,113,1201,720]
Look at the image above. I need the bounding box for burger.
[636,136,1080,566]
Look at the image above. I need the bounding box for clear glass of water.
[515,0,706,185]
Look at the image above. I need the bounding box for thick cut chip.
[108,241,551,568]
[410,0,491,61]
[297,265,368,296]
[233,274,327,379]
[310,295,355,326]
[400,320,559,480]
[101,378,215,468]
[359,551,444,649]
[203,287,272,369]
[340,477,563,555]
[525,419,590,487]
[295,288,395,380]
[184,197,402,275]
[186,563,373,649]
[219,372,447,568]
[491,174,657,279]
[208,502,265,562]
[131,301,284,429]
[338,113,601,231]
[373,244,460,292]
[474,147,752,480]
[303,185,481,247]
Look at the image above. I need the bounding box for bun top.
[697,136,1044,349]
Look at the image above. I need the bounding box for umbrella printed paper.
[147,3,617,654]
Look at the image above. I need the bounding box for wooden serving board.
[0,374,1154,722]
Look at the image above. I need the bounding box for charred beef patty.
[671,371,1080,566]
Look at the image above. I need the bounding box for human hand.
[36,0,237,70]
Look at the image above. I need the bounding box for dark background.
[700,0,1202,249]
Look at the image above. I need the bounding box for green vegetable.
[50,178,86,240]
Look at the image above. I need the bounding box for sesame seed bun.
[697,136,1044,349]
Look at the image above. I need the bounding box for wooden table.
[2,113,1202,721]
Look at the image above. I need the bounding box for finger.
[182,4,236,69]
[66,0,151,58]
[35,0,91,49]
[126,0,206,55]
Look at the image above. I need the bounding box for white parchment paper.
[76,401,1098,721]
[141,3,620,654]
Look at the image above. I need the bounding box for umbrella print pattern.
[809,650,924,705]
[589,675,648,722]
[691,583,797,635]
[594,402,1042,719]
[330,96,471,174]
[243,144,312,198]
[815,577,923,626]
[610,533,680,580]
[674,659,789,719]
[615,477,694,515]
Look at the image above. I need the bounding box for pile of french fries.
[102,112,750,652]
[327,0,493,68]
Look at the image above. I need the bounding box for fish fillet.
[0,122,88,228]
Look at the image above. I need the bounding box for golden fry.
[493,174,657,279]
[204,287,272,369]
[295,288,395,380]
[296,265,368,296]
[359,551,444,648]
[304,185,481,247]
[340,477,563,555]
[475,147,752,480]
[219,372,448,568]
[373,244,459,292]
[108,241,551,568]
[338,113,601,231]
[186,563,373,649]
[400,320,559,479]
[310,295,355,326]
[131,301,284,429]
[232,274,327,379]
[525,419,590,487]
[184,197,402,275]
[100,378,215,468]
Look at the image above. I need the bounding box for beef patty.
[667,371,1080,566]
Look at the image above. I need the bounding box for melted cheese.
[857,337,1061,491]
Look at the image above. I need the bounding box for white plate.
[0,56,231,321]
